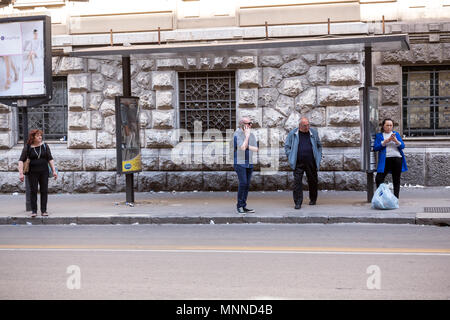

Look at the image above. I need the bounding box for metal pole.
[364,46,374,202]
[265,21,268,40]
[22,106,31,211]
[122,56,134,204]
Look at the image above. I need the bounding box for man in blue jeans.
[233,117,258,214]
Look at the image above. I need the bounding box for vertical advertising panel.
[0,16,51,99]
[360,87,379,172]
[115,96,142,174]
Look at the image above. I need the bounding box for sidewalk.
[0,187,449,226]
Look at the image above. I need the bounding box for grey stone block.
[318,171,335,190]
[426,153,450,186]
[238,68,261,88]
[226,171,239,191]
[327,106,360,126]
[382,50,414,64]
[401,152,425,186]
[258,88,279,108]
[280,58,309,78]
[259,55,284,67]
[327,65,361,85]
[96,172,117,193]
[249,172,264,191]
[318,127,361,147]
[320,154,343,171]
[263,172,288,191]
[343,153,361,171]
[167,172,203,191]
[317,86,359,106]
[277,77,306,98]
[411,44,429,64]
[224,56,257,69]
[138,171,167,192]
[318,53,360,65]
[203,172,227,191]
[307,66,326,86]
[73,172,96,193]
[374,65,401,85]
[381,85,400,105]
[335,171,366,191]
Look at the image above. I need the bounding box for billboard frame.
[0,15,52,105]
[115,95,142,175]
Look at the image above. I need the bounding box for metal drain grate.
[424,207,450,213]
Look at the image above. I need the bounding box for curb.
[1,216,449,226]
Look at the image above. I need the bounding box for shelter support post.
[21,105,31,211]
[122,56,134,204]
[364,46,375,202]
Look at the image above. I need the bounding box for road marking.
[0,245,450,256]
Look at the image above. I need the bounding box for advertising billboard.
[0,15,51,100]
[115,96,142,174]
[360,87,379,172]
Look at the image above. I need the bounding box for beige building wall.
[1,1,450,41]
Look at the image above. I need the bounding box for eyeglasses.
[243,122,253,125]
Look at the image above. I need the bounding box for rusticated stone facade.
[1,41,449,193]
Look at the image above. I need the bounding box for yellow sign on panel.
[122,153,142,173]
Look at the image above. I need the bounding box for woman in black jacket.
[18,129,57,217]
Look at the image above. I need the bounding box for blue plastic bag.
[371,183,399,210]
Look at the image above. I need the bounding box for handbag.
[48,163,58,176]
[43,143,57,177]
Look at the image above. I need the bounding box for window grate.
[179,71,236,135]
[402,66,450,137]
[18,77,68,141]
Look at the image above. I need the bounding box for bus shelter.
[70,34,410,203]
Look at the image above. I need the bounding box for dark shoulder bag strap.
[43,143,49,160]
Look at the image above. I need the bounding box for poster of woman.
[0,18,45,97]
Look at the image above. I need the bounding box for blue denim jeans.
[234,165,253,209]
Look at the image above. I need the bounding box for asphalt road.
[0,223,449,300]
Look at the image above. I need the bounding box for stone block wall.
[1,44,449,194]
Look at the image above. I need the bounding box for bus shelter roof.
[70,34,409,59]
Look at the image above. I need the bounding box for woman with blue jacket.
[373,118,408,199]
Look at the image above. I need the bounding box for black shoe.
[237,207,246,214]
[295,203,302,210]
[309,200,316,205]
[243,207,255,213]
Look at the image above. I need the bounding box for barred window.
[179,71,236,135]
[402,66,450,137]
[18,76,68,141]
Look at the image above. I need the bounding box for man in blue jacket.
[284,117,322,209]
